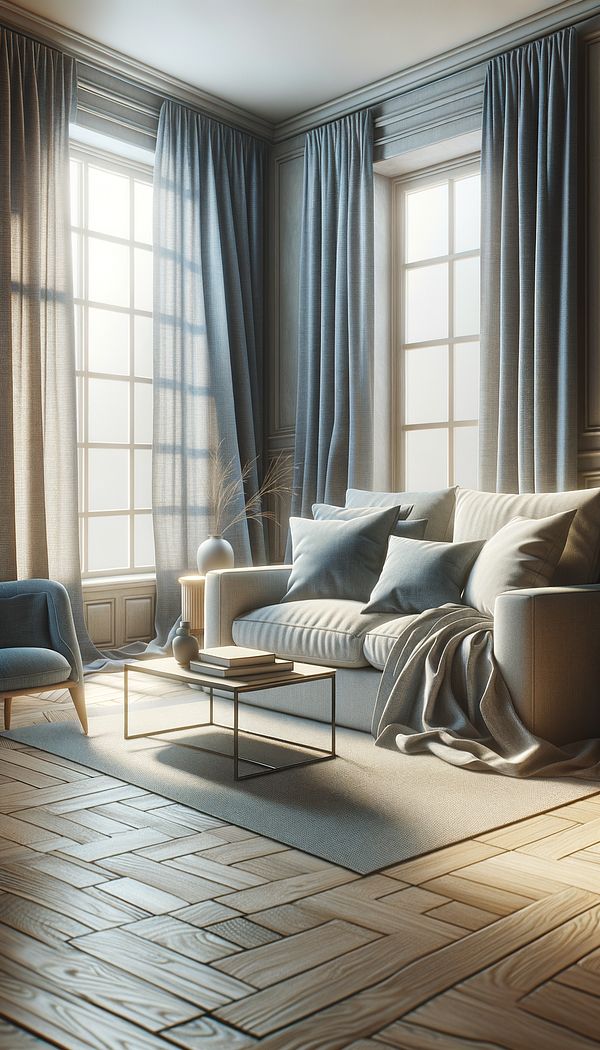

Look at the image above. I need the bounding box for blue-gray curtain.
[291,110,374,519]
[479,27,577,493]
[152,101,266,644]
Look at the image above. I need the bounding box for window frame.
[391,153,481,491]
[70,141,154,579]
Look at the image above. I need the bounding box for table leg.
[209,686,213,725]
[124,666,129,739]
[234,689,239,781]
[331,675,336,757]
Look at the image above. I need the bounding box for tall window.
[70,147,154,577]
[395,161,480,490]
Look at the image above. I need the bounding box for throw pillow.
[283,505,401,603]
[463,509,577,617]
[0,593,52,649]
[345,486,457,540]
[362,536,483,615]
[312,502,427,539]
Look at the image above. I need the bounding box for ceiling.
[12,0,565,122]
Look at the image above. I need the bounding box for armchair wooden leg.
[3,698,12,731]
[70,684,88,735]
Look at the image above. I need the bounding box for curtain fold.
[152,101,266,645]
[291,110,374,519]
[0,28,98,662]
[479,27,578,493]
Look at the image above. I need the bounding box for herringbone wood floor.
[0,676,599,1049]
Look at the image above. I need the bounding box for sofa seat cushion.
[363,616,419,670]
[0,647,71,692]
[232,600,397,668]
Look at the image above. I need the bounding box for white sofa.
[204,486,600,745]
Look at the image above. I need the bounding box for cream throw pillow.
[463,510,576,617]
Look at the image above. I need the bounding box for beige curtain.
[0,28,92,653]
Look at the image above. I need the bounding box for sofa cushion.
[283,506,400,603]
[313,502,427,539]
[454,486,600,585]
[0,647,71,692]
[363,617,418,671]
[346,487,456,541]
[463,510,576,617]
[363,536,483,615]
[232,600,398,668]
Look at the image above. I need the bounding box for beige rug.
[6,686,599,873]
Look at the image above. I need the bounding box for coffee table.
[123,657,336,781]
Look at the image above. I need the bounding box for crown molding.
[273,0,600,142]
[0,0,274,141]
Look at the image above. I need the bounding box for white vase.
[196,535,234,574]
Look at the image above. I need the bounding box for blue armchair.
[0,580,87,734]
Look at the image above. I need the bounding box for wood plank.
[0,922,201,1032]
[71,928,254,1011]
[208,918,281,949]
[425,900,500,931]
[163,1016,257,1049]
[476,813,577,850]
[0,868,149,930]
[197,835,288,866]
[136,832,227,861]
[216,868,359,913]
[522,981,600,1042]
[59,828,169,861]
[421,873,534,916]
[519,816,600,860]
[213,920,380,987]
[123,915,242,961]
[172,901,241,928]
[374,1019,499,1049]
[97,853,238,902]
[404,985,598,1050]
[95,877,189,915]
[166,854,268,890]
[0,776,129,813]
[0,893,93,946]
[384,841,503,885]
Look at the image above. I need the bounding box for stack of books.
[189,646,294,679]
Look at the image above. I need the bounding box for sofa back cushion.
[346,487,456,541]
[454,487,600,585]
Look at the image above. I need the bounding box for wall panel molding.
[83,577,156,648]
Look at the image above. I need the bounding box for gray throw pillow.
[312,502,426,538]
[284,505,401,603]
[463,510,577,617]
[362,536,483,615]
[0,593,51,649]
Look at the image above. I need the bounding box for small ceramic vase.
[172,620,199,667]
[196,535,234,574]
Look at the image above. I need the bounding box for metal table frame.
[123,660,336,781]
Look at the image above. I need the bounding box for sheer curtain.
[152,101,266,645]
[479,28,578,493]
[0,27,100,662]
[291,110,374,519]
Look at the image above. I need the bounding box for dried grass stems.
[209,444,292,537]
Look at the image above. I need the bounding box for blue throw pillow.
[284,505,401,603]
[0,592,51,649]
[312,502,427,539]
[362,536,484,615]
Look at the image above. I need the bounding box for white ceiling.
[13,0,564,121]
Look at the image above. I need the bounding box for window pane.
[88,448,129,511]
[88,378,129,443]
[89,237,130,308]
[88,515,129,572]
[134,448,152,508]
[406,184,448,263]
[70,159,81,226]
[134,382,152,444]
[405,428,448,490]
[134,181,153,244]
[454,341,479,421]
[454,174,480,253]
[71,232,81,298]
[134,315,153,378]
[405,346,448,424]
[134,514,154,567]
[88,308,130,376]
[454,256,480,337]
[134,248,152,312]
[405,264,448,343]
[454,426,479,488]
[88,166,129,239]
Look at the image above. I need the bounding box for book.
[198,645,276,668]
[189,657,294,679]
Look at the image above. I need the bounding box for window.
[394,161,480,490]
[70,147,154,576]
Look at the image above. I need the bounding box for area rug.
[5,693,599,873]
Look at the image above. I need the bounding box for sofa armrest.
[204,565,292,648]
[494,585,600,745]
